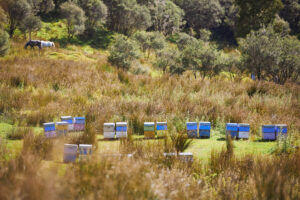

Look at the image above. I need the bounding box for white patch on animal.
[41,41,55,48]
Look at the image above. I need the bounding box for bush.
[0,30,9,56]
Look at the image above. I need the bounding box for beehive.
[157,122,167,138]
[79,144,92,161]
[144,122,155,139]
[186,122,198,138]
[226,123,238,139]
[61,116,74,131]
[238,123,250,139]
[276,124,288,137]
[74,117,85,131]
[262,125,276,140]
[56,122,68,136]
[179,152,193,163]
[43,122,56,138]
[116,122,128,138]
[64,144,78,163]
[199,122,211,138]
[104,123,115,139]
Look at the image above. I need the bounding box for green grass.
[96,132,276,160]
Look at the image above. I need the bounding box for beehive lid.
[61,116,72,120]
[226,123,238,126]
[75,117,85,120]
[199,122,211,125]
[179,152,193,156]
[144,122,155,126]
[43,122,55,126]
[186,122,197,126]
[64,144,78,150]
[56,121,68,126]
[104,123,115,126]
[79,144,92,148]
[239,123,250,127]
[116,122,127,126]
[276,124,287,127]
[157,122,167,125]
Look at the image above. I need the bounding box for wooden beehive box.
[43,122,56,138]
[187,122,198,138]
[104,123,115,139]
[144,122,155,139]
[199,122,211,138]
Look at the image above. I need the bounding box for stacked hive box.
[61,116,74,131]
[56,122,68,136]
[79,144,92,161]
[262,125,276,140]
[187,122,198,138]
[238,123,250,139]
[64,144,78,163]
[116,122,128,138]
[104,123,115,139]
[74,117,85,131]
[43,122,56,138]
[226,123,238,139]
[144,122,155,139]
[157,122,167,138]
[276,124,288,137]
[199,122,211,138]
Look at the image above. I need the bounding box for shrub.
[6,127,33,140]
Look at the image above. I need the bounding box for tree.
[175,32,197,49]
[279,0,300,35]
[150,0,185,35]
[104,0,152,35]
[60,2,86,39]
[0,0,32,37]
[108,35,140,70]
[182,40,221,78]
[154,46,182,73]
[26,0,55,15]
[20,15,42,40]
[179,0,224,33]
[235,0,283,37]
[77,0,107,34]
[0,8,9,56]
[239,25,300,84]
[133,31,165,58]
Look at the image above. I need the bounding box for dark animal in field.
[24,40,42,49]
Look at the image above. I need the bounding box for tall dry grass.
[0,41,299,136]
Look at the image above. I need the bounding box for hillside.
[0,0,300,199]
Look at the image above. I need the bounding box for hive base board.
[262,132,276,140]
[238,132,249,139]
[104,132,115,139]
[64,153,77,163]
[45,131,56,138]
[116,132,128,138]
[144,131,155,139]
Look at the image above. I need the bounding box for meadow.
[0,39,299,199]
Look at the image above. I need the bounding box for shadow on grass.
[53,28,113,49]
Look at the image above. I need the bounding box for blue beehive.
[226,123,238,138]
[262,125,276,140]
[276,124,288,137]
[199,122,211,137]
[74,117,85,131]
[156,122,167,137]
[74,117,85,124]
[187,122,198,138]
[116,122,128,138]
[238,123,250,139]
[43,122,56,138]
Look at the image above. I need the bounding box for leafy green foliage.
[236,0,283,37]
[104,0,152,35]
[77,0,107,35]
[239,25,300,84]
[0,30,9,56]
[19,14,42,40]
[108,35,140,69]
[60,1,86,39]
